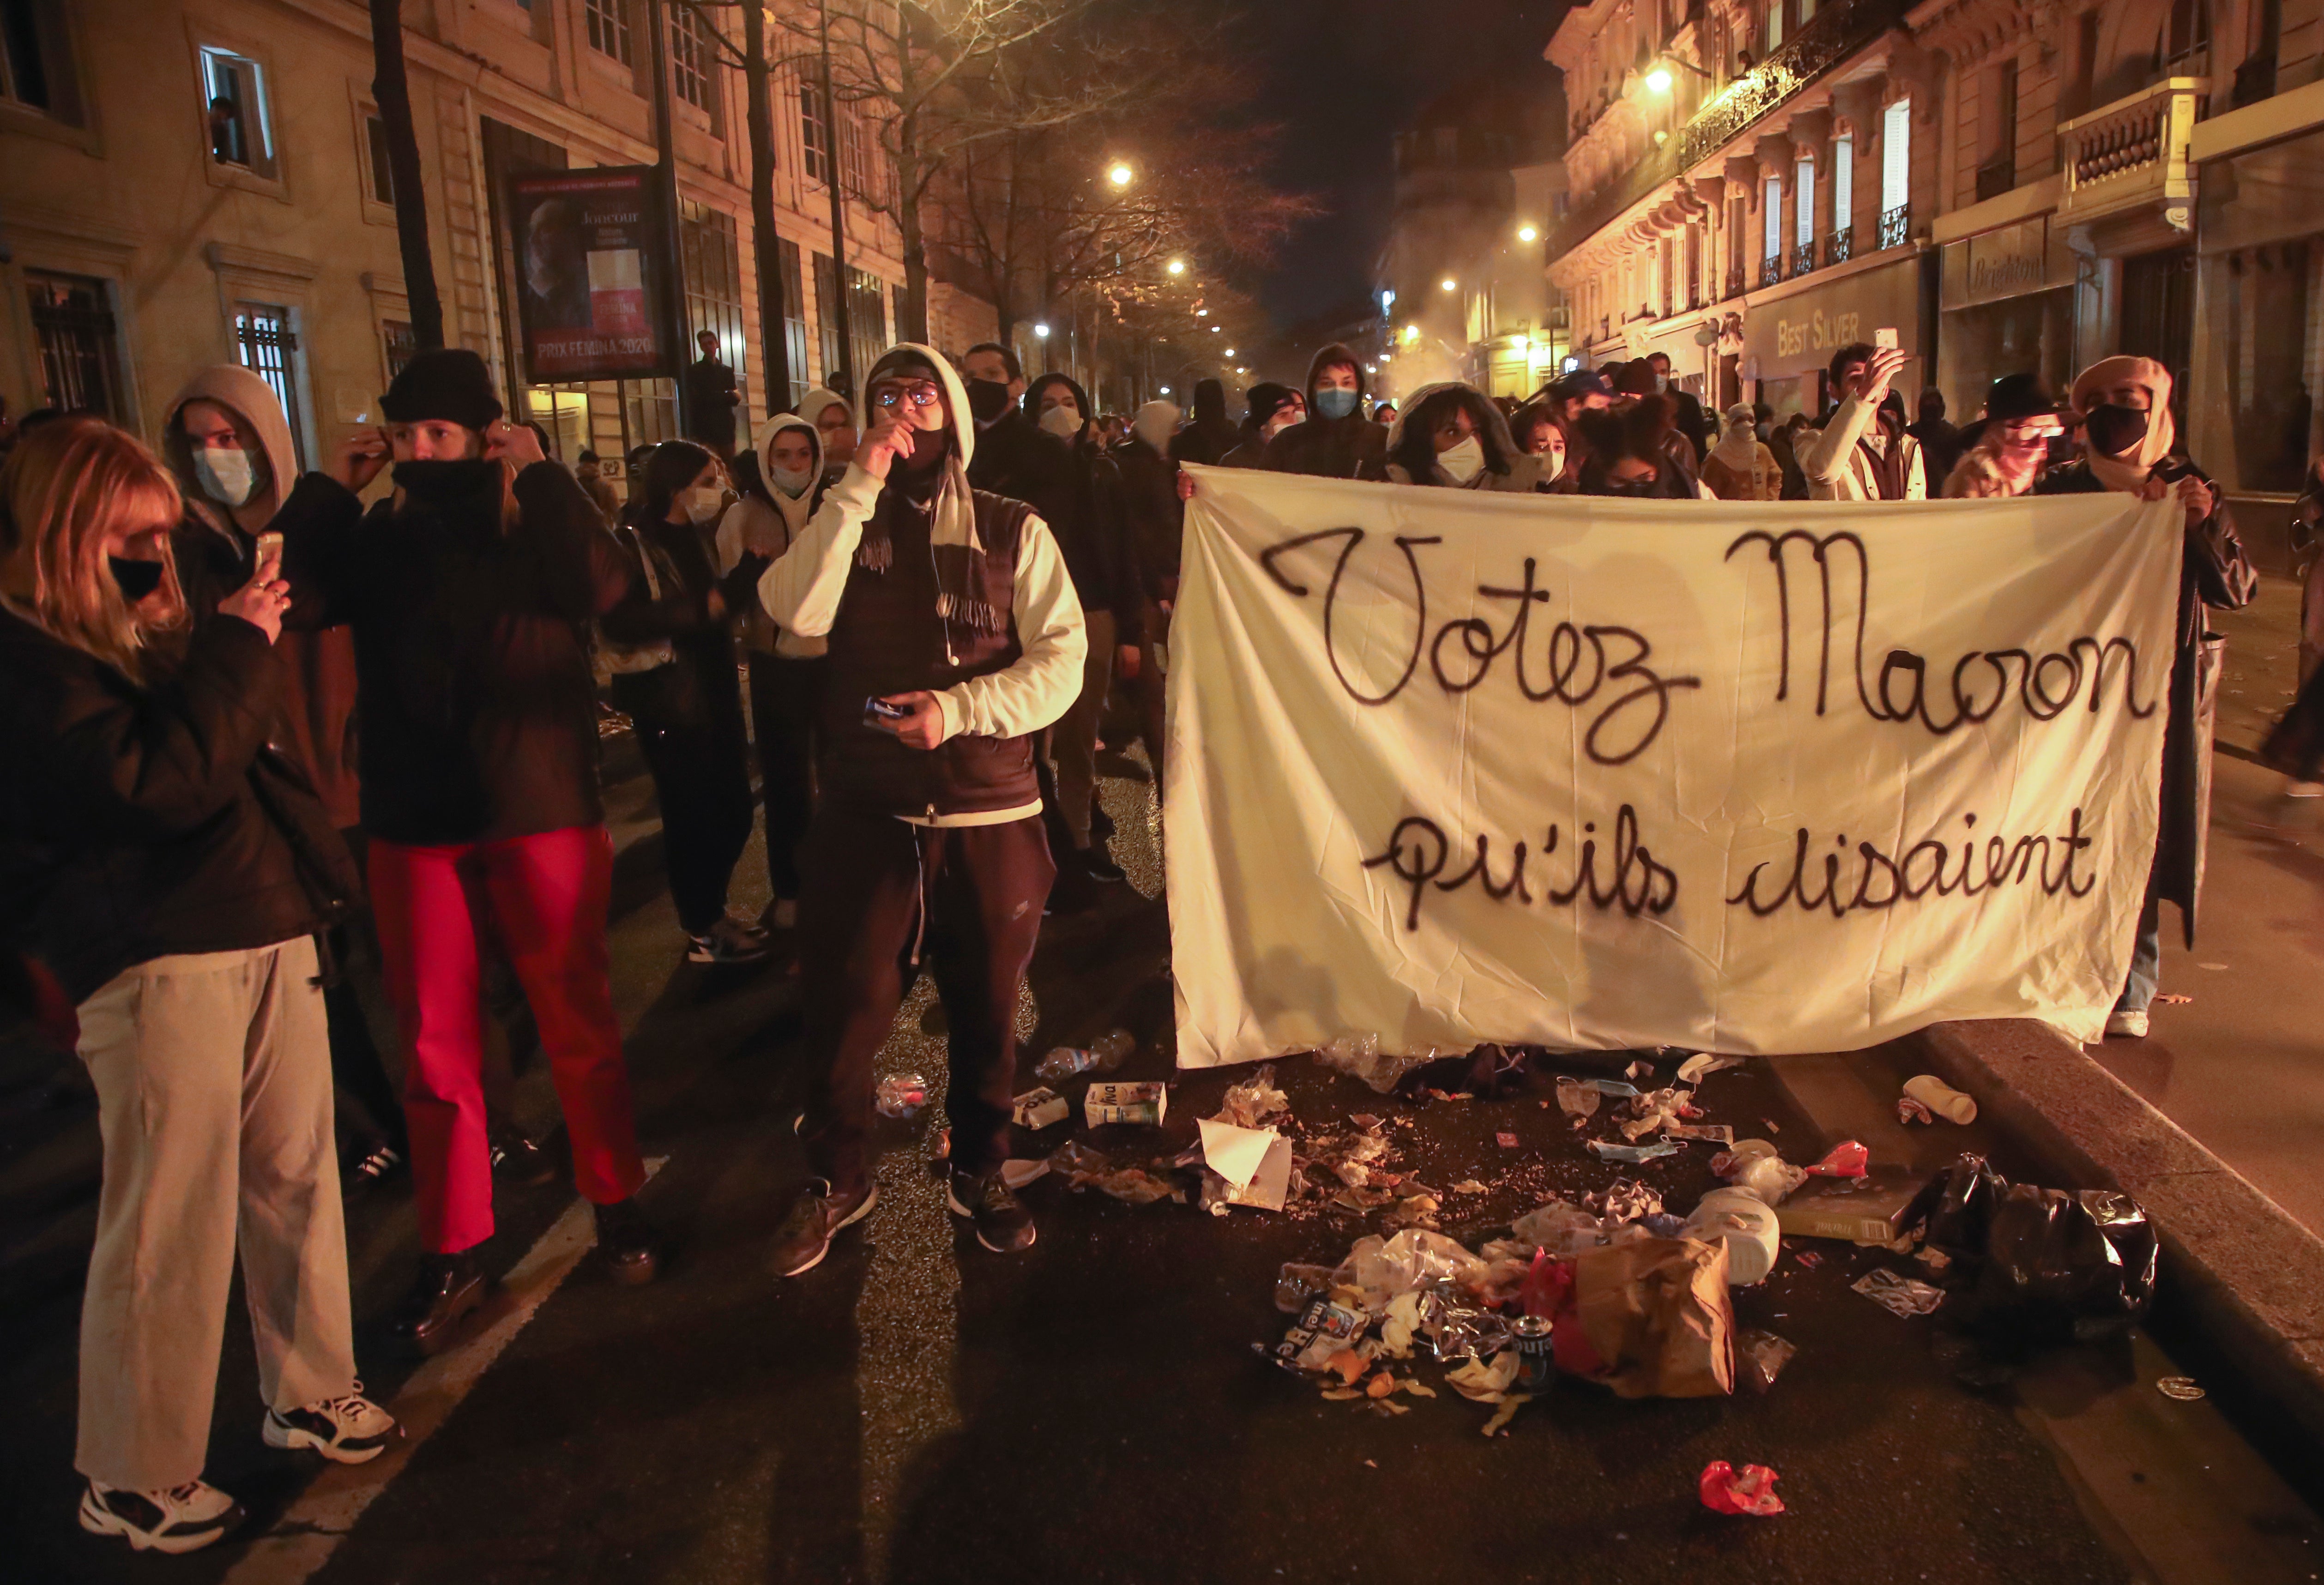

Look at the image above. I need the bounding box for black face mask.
[392,456,501,501]
[2083,403,2150,457]
[108,556,167,601]
[965,379,1013,424]
[901,423,950,472]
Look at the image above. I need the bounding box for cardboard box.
[1085,1081,1167,1127]
[1775,1174,1920,1244]
[1011,1087,1069,1130]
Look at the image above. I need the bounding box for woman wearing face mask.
[716,416,831,931]
[604,442,766,966]
[160,369,407,1187]
[1383,382,1545,491]
[1,419,393,1554]
[797,386,858,478]
[1575,397,1714,498]
[1942,374,2063,499]
[1509,399,1576,493]
[1700,402,1782,501]
[2036,355,2257,1039]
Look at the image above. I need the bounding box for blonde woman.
[0,419,392,1554]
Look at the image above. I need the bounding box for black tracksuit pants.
[612,648,755,936]
[797,807,1055,1192]
[745,651,824,902]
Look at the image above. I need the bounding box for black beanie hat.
[1983,372,2058,424]
[1244,382,1298,426]
[380,347,504,430]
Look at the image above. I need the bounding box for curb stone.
[1907,1018,2324,1455]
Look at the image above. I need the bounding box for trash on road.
[1084,1081,1168,1127]
[1685,1187,1781,1284]
[1316,1033,1434,1094]
[1678,1053,1746,1085]
[1803,1140,1870,1178]
[1216,1064,1289,1128]
[999,1158,1049,1189]
[1699,1460,1786,1517]
[874,1073,928,1118]
[1712,1139,1809,1204]
[1034,1029,1135,1083]
[1904,1155,2158,1344]
[1777,1175,1920,1245]
[1736,1329,1796,1392]
[2157,1376,2206,1401]
[1900,1074,1977,1125]
[1853,1269,1946,1317]
[1010,1087,1069,1130]
[1197,1117,1294,1213]
[1589,1139,1680,1163]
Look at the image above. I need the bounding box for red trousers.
[368,826,644,1253]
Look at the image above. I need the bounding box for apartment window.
[680,200,748,416]
[1795,156,1816,247]
[670,5,710,112]
[777,236,808,410]
[848,267,887,389]
[2164,0,2211,75]
[585,0,632,66]
[1833,134,1853,229]
[200,46,273,175]
[801,79,833,186]
[1763,176,1783,261]
[362,113,395,205]
[27,271,125,419]
[813,250,843,383]
[1880,98,1912,247]
[234,303,306,464]
[382,319,417,382]
[840,108,880,204]
[2,0,79,120]
[1977,60,2019,200]
[1765,0,1785,54]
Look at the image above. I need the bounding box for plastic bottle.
[1686,1187,1781,1284]
[875,1073,928,1118]
[1035,1028,1135,1083]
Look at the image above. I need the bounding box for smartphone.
[1874,327,1900,350]
[255,531,284,565]
[863,697,910,725]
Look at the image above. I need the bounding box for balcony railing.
[1725,263,1746,300]
[2057,76,2206,230]
[1827,227,1853,264]
[1761,255,1784,288]
[1791,241,1818,277]
[1877,204,1910,250]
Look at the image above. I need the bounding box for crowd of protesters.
[0,315,2280,1553]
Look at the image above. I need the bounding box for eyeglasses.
[870,381,944,410]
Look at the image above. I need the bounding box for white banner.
[1164,466,2185,1065]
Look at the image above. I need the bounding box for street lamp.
[1209,325,1220,333]
[1107,162,1133,187]
[1159,385,1171,395]
[1224,348,1235,357]
[1643,54,1713,93]
[1439,277,1457,293]
[1517,224,1539,243]
[1167,258,1186,276]
[1033,322,1050,339]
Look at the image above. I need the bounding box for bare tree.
[368,0,444,350]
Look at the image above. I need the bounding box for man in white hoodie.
[1800,343,1925,502]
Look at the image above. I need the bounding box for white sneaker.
[79,1477,244,1553]
[2105,1008,2150,1039]
[264,1386,399,1464]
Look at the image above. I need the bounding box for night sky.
[1248,0,1569,333]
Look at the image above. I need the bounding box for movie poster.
[509,167,672,382]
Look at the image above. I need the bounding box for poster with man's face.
[509,168,671,381]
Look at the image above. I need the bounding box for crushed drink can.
[1259,1295,1366,1374]
[1511,1313,1555,1394]
[1084,1081,1167,1127]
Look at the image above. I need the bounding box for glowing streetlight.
[1517,224,1539,243]
[1402,323,1420,343]
[1159,385,1171,395]
[1646,66,1673,93]
[1166,258,1187,276]
[1209,325,1221,333]
[1033,322,1051,339]
[1195,308,1207,317]
[1439,277,1457,293]
[1224,348,1235,357]
[1107,162,1134,187]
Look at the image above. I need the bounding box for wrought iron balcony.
[1791,241,1818,277]
[1761,255,1784,288]
[1725,263,1746,300]
[2057,77,2206,232]
[1827,227,1853,264]
[1877,204,1910,250]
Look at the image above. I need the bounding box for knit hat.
[1614,358,1659,397]
[1983,372,2059,424]
[1244,382,1299,426]
[1550,368,1613,404]
[380,348,503,430]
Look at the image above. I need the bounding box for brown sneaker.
[770,1179,877,1276]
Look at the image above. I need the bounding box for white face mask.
[1438,435,1486,483]
[1038,404,1083,440]
[770,464,815,498]
[196,446,256,507]
[1653,373,1670,394]
[1264,410,1303,439]
[684,485,725,525]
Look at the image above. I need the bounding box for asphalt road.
[4,744,2322,1585]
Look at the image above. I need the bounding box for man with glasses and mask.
[756,345,1087,1272]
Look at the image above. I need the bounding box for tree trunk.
[897,117,930,344]
[368,0,444,350]
[742,0,791,416]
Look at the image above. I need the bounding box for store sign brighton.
[1743,259,1920,378]
[1940,217,2077,310]
[1165,467,2182,1066]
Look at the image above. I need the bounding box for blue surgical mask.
[1315,388,1359,421]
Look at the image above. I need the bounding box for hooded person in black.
[1262,343,1388,480]
[1169,378,1242,468]
[1222,382,1304,469]
[274,348,658,1349]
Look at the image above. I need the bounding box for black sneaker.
[947,1170,1037,1254]
[347,1141,404,1188]
[593,1197,660,1286]
[389,1251,487,1356]
[489,1124,557,1187]
[770,1179,877,1277]
[78,1478,244,1554]
[1079,843,1128,884]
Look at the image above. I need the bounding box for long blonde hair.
[0,418,187,681]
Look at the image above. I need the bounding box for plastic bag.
[1736,1329,1796,1392]
[1217,1063,1289,1128]
[1509,1198,1606,1259]
[1316,1034,1434,1095]
[1699,1461,1785,1517]
[1335,1229,1488,1311]
[1903,1155,2159,1344]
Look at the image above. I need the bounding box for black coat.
[972,404,1140,638]
[278,460,636,847]
[601,511,750,733]
[1105,438,1186,604]
[2035,457,2257,944]
[0,606,359,1001]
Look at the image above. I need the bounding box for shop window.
[233,302,306,466]
[625,379,678,447]
[585,0,632,67]
[200,45,274,175]
[670,4,711,113]
[2,0,82,123]
[2221,242,2313,490]
[27,270,125,419]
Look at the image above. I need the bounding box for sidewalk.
[2089,574,2324,1236]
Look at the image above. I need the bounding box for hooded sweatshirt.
[1701,402,1781,501]
[797,386,855,481]
[756,344,1087,825]
[1169,378,1242,468]
[163,365,364,829]
[717,414,828,658]
[1028,372,1143,641]
[1382,382,1547,492]
[1263,344,1388,480]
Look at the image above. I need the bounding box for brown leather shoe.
[770,1179,877,1276]
[593,1197,660,1286]
[389,1252,487,1356]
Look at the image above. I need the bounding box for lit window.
[800,79,832,185]
[1832,134,1853,229]
[234,302,306,464]
[585,0,632,67]
[1763,175,1782,261]
[200,46,273,175]
[1795,156,1815,248]
[1881,99,1911,217]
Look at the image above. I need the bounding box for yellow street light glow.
[1224,348,1235,357]
[1439,277,1457,292]
[1108,163,1134,187]
[1210,325,1221,332]
[1402,323,1420,343]
[1517,224,1539,243]
[1646,66,1673,92]
[1167,258,1186,275]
